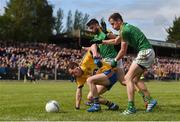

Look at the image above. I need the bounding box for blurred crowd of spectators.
[0,41,83,80]
[0,41,180,80]
[123,55,180,80]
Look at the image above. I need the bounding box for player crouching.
[67,50,119,112]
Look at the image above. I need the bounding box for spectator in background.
[0,40,179,81]
[27,60,36,83]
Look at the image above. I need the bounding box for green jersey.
[93,30,117,58]
[120,23,152,51]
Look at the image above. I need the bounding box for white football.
[45,100,60,113]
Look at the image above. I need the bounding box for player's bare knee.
[124,75,133,82]
[87,77,94,84]
[133,79,138,83]
[121,80,127,86]
[141,89,148,93]
[87,95,93,101]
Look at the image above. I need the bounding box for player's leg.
[136,81,157,111]
[86,70,118,112]
[86,73,110,112]
[116,67,149,108]
[134,82,147,107]
[133,73,149,108]
[134,49,157,112]
[87,73,110,98]
[86,85,119,110]
[101,69,119,110]
[85,92,93,106]
[134,78,157,112]
[86,85,107,105]
[116,67,126,85]
[122,62,144,115]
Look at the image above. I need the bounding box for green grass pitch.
[0,80,180,121]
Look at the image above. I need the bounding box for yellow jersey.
[76,50,113,88]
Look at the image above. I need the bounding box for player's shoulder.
[122,24,130,32]
[76,75,87,86]
[80,51,92,64]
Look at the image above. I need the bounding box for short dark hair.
[86,18,99,27]
[108,13,123,22]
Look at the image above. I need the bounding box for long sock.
[93,97,99,104]
[128,101,134,109]
[138,90,145,98]
[138,90,146,102]
[105,100,113,107]
[144,96,153,103]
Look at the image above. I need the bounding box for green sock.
[128,101,134,109]
[138,90,147,102]
[144,96,153,103]
[138,90,145,98]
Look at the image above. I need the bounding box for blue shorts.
[103,69,117,90]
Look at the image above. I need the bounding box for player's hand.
[100,18,108,34]
[94,57,102,68]
[111,59,117,68]
[93,68,98,75]
[81,46,89,51]
[90,39,102,44]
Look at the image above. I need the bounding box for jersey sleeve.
[80,51,96,72]
[121,29,129,42]
[76,76,86,88]
[80,51,93,66]
[93,31,107,41]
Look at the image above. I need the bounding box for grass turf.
[0,80,180,121]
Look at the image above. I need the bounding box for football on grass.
[45,100,60,113]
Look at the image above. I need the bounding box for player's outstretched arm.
[102,35,121,45]
[75,87,83,109]
[90,44,101,58]
[114,40,128,61]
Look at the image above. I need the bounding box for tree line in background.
[55,8,89,34]
[0,0,89,42]
[166,16,180,44]
[0,0,179,43]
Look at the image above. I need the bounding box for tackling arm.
[75,86,83,109]
[114,40,128,61]
[102,35,121,45]
[90,44,100,58]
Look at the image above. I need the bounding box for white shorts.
[102,58,123,69]
[133,49,155,69]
